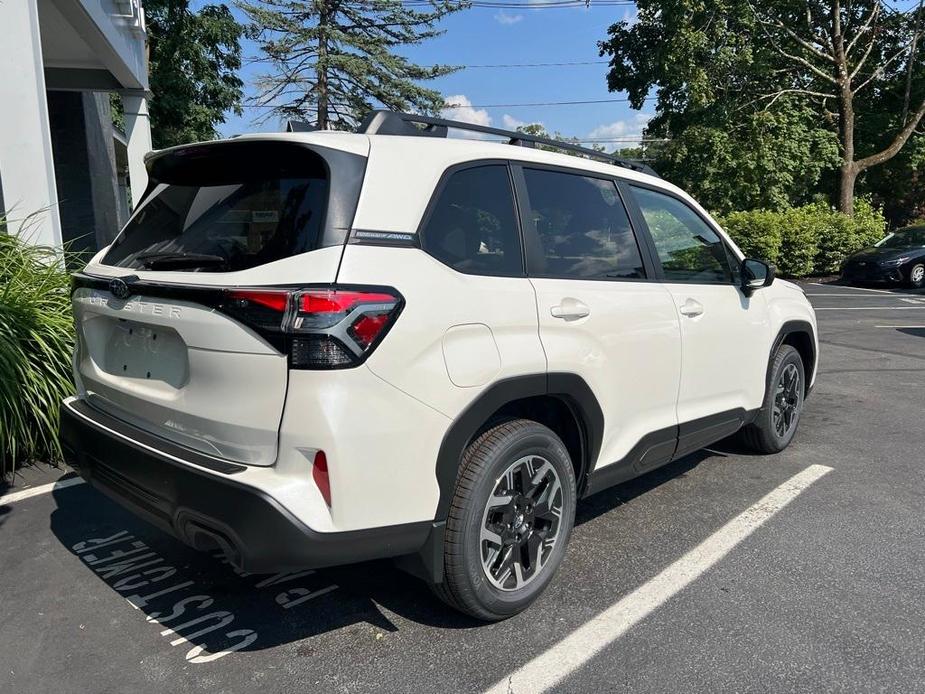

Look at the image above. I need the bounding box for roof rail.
[286,120,317,133]
[357,110,658,177]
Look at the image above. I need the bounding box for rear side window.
[522,168,645,279]
[419,165,523,277]
[631,186,734,283]
[104,142,334,272]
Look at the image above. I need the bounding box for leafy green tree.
[145,0,245,148]
[600,0,925,215]
[513,123,606,155]
[237,0,467,130]
[650,101,840,214]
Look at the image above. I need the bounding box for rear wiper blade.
[137,253,228,270]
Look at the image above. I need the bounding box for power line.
[449,96,657,107]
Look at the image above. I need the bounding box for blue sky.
[215,2,652,148]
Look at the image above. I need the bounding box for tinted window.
[877,226,925,248]
[632,186,733,283]
[420,165,522,276]
[104,144,330,272]
[522,169,644,279]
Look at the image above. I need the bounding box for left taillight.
[215,286,403,370]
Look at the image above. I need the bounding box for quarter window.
[419,165,523,277]
[631,186,734,283]
[522,168,645,280]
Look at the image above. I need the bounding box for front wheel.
[433,419,577,621]
[907,263,925,289]
[740,345,805,454]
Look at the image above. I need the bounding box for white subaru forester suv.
[60,111,817,621]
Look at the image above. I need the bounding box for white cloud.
[494,10,523,24]
[502,114,527,129]
[442,94,492,127]
[588,113,652,145]
[621,7,639,27]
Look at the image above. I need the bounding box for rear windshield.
[104,142,336,272]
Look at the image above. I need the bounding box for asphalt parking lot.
[3,280,925,694]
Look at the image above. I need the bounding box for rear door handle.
[679,298,704,317]
[550,298,590,320]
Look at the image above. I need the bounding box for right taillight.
[215,285,403,370]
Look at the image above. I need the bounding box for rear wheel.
[741,345,805,454]
[433,419,577,621]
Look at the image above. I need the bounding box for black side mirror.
[741,258,775,295]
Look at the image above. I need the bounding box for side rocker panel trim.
[583,408,758,499]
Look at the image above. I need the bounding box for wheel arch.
[432,373,604,524]
[769,320,816,398]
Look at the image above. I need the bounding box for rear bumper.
[58,398,430,573]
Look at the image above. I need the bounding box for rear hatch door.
[72,136,368,465]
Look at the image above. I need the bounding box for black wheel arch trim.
[768,320,816,400]
[432,372,604,523]
[410,373,603,585]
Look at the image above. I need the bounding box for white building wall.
[123,94,153,202]
[0,0,63,246]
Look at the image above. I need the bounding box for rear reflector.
[291,335,354,368]
[214,284,403,370]
[312,450,332,507]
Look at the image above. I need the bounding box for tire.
[433,418,577,621]
[907,263,925,289]
[740,345,805,454]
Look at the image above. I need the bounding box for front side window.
[419,165,523,276]
[632,186,734,283]
[522,168,645,280]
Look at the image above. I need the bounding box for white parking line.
[806,293,907,297]
[0,477,84,506]
[875,325,925,328]
[809,283,895,294]
[814,306,925,311]
[484,464,833,694]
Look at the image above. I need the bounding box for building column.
[0,0,62,245]
[47,92,123,254]
[122,93,154,209]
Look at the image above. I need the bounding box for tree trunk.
[316,2,330,129]
[837,82,856,215]
[838,163,858,215]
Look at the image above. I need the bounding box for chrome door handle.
[679,299,704,317]
[550,298,590,320]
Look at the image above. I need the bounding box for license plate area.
[101,319,189,388]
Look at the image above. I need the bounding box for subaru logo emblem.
[109,278,131,300]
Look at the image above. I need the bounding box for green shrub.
[719,210,783,267]
[0,217,75,477]
[812,199,886,274]
[719,201,888,278]
[779,206,821,277]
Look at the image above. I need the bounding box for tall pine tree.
[238,0,467,129]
